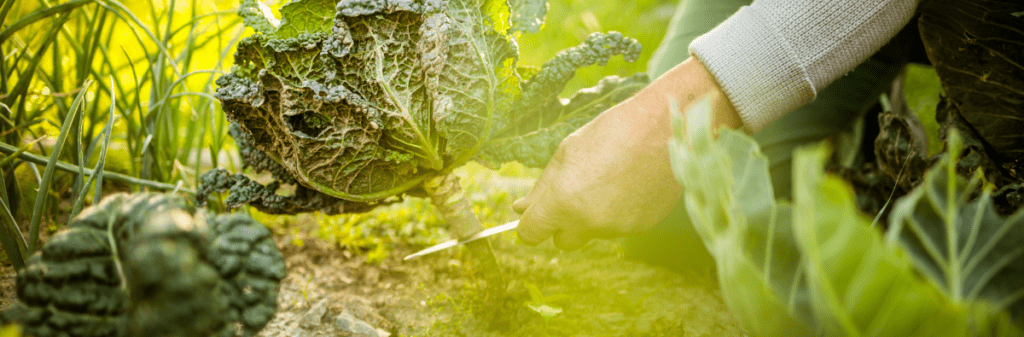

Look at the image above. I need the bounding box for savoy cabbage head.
[203,0,646,213]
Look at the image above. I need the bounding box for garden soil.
[255,220,744,337]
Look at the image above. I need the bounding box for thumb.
[512,195,535,214]
[516,198,561,246]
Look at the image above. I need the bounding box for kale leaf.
[0,193,285,337]
[919,0,1024,161]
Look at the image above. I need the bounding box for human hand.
[512,57,740,250]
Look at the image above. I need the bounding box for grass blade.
[1,11,70,110]
[0,0,91,44]
[92,0,180,77]
[0,141,191,194]
[0,0,17,29]
[71,78,117,216]
[0,169,25,270]
[72,84,87,216]
[0,139,42,168]
[27,79,91,253]
[93,78,117,203]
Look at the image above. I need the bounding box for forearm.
[690,0,921,131]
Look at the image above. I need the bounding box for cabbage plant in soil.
[198,0,646,290]
[671,98,1024,336]
[667,2,1024,334]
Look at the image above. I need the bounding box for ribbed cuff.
[689,6,815,132]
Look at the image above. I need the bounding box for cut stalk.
[424,174,506,295]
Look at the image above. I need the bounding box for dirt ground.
[255,217,745,337]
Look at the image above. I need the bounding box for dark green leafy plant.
[0,0,249,270]
[669,99,1024,336]
[0,193,286,337]
[918,0,1024,161]
[199,0,646,291]
[200,0,644,213]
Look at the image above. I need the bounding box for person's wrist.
[691,58,743,132]
[641,57,743,134]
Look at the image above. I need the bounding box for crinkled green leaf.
[512,31,641,127]
[508,0,547,33]
[215,0,641,204]
[478,73,647,167]
[478,31,643,168]
[887,131,1024,326]
[239,0,280,34]
[669,98,1024,336]
[1,194,286,337]
[919,0,1024,160]
[274,0,336,38]
[433,0,520,165]
[219,0,521,201]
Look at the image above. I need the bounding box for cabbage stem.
[425,174,506,295]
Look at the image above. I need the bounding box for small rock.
[363,268,381,284]
[337,271,355,284]
[343,299,374,320]
[284,322,314,337]
[336,311,382,337]
[300,299,329,328]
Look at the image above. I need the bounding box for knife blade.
[403,220,519,260]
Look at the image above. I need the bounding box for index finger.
[513,158,561,214]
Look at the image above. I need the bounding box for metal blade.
[403,220,519,260]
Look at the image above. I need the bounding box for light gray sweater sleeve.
[689,0,919,131]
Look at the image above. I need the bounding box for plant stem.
[425,174,506,296]
[0,141,191,194]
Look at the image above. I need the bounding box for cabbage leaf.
[887,132,1024,325]
[206,0,645,213]
[669,98,1024,336]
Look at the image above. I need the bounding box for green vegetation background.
[0,0,680,264]
[2,2,957,336]
[1,0,941,269]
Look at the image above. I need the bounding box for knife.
[403,220,519,260]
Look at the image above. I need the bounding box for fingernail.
[512,198,527,213]
[515,232,536,246]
